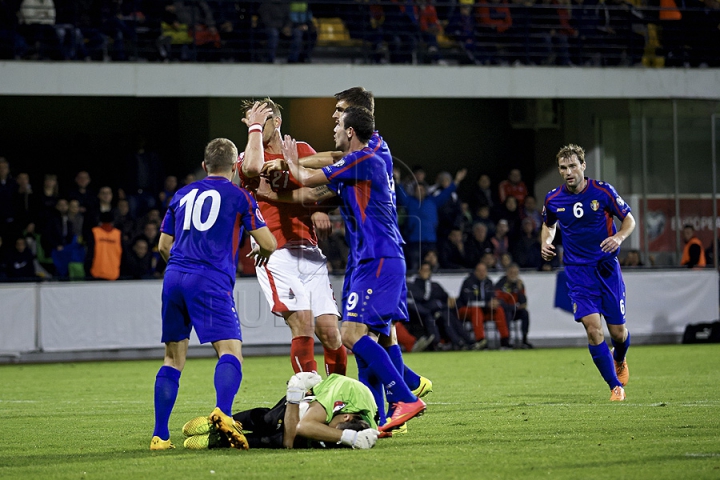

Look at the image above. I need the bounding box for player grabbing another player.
[182,372,379,450]
[150,109,277,450]
[541,144,633,401]
[278,106,427,432]
[239,98,346,377]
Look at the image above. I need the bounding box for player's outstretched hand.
[261,159,288,174]
[247,243,271,268]
[340,429,379,449]
[311,212,332,241]
[454,168,468,184]
[281,135,299,165]
[600,234,623,253]
[294,372,322,391]
[541,243,556,261]
[243,101,272,127]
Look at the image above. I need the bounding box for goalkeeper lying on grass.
[183,373,380,450]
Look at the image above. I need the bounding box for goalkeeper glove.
[294,372,322,391]
[339,428,379,449]
[286,375,306,404]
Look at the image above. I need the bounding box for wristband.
[248,123,263,134]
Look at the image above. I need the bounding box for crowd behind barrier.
[1,0,718,67]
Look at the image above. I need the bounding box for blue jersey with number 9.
[161,176,266,285]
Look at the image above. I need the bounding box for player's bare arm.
[311,211,332,241]
[247,226,277,267]
[600,212,636,254]
[296,402,344,443]
[282,402,301,449]
[241,102,273,178]
[257,177,336,205]
[158,233,174,262]
[282,135,330,187]
[541,222,557,261]
[298,151,344,169]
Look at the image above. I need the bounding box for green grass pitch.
[1,344,719,479]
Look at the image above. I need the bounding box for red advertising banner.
[639,196,720,252]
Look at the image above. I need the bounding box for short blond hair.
[556,144,585,165]
[204,138,238,173]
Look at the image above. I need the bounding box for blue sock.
[386,344,421,391]
[153,365,181,439]
[589,343,621,389]
[353,336,416,404]
[356,355,387,425]
[214,354,242,415]
[611,331,631,363]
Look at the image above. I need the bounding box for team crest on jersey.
[591,200,599,211]
[333,159,345,168]
[616,196,625,206]
[255,208,266,223]
[332,401,346,413]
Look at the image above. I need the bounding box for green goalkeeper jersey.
[311,374,378,429]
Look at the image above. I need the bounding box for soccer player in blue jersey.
[541,144,634,402]
[150,105,278,450]
[274,106,427,432]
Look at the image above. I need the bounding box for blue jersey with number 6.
[161,176,266,285]
[542,178,631,266]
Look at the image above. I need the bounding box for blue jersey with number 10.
[543,178,631,266]
[161,176,266,285]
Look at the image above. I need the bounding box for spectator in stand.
[207,0,254,62]
[67,199,84,243]
[423,249,441,273]
[456,262,511,349]
[121,236,154,279]
[469,173,496,213]
[473,203,496,236]
[416,0,444,64]
[114,198,136,245]
[513,217,542,269]
[496,195,522,244]
[498,168,528,206]
[84,185,116,239]
[481,250,498,271]
[120,135,163,218]
[13,172,36,231]
[42,198,73,255]
[620,249,644,268]
[0,0,27,59]
[429,171,464,252]
[38,173,59,226]
[498,251,513,271]
[287,1,316,63]
[72,0,108,61]
[3,236,36,280]
[157,175,178,213]
[520,195,542,232]
[402,165,427,197]
[495,263,532,348]
[465,222,493,267]
[67,170,95,216]
[475,0,513,64]
[138,220,164,275]
[439,228,472,270]
[258,0,306,63]
[446,0,481,64]
[383,0,420,63]
[0,157,17,241]
[681,224,706,268]
[407,262,480,350]
[86,211,122,280]
[18,0,62,59]
[396,168,467,272]
[490,218,510,263]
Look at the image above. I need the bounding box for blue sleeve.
[321,150,374,184]
[395,181,409,207]
[160,201,176,235]
[238,188,267,231]
[603,182,632,220]
[542,191,557,226]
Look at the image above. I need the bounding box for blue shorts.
[161,269,242,344]
[342,262,408,323]
[565,258,627,325]
[343,257,406,337]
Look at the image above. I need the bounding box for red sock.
[323,345,347,376]
[290,336,317,373]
